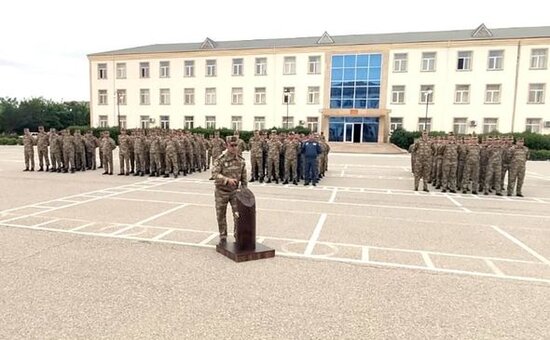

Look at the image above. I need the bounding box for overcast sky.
[1,0,549,102]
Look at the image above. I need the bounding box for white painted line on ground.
[110,225,136,236]
[134,204,188,226]
[71,222,95,231]
[533,197,544,203]
[328,188,338,203]
[304,213,327,256]
[485,259,505,276]
[361,246,369,262]
[257,237,265,244]
[491,225,550,265]
[340,170,345,177]
[199,233,219,245]
[31,218,61,228]
[421,252,435,268]
[445,194,472,213]
[153,229,175,240]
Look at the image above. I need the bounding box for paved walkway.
[328,142,406,154]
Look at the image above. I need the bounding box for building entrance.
[329,117,379,143]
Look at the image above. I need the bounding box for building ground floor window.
[390,117,403,132]
[98,115,108,128]
[184,116,194,129]
[328,117,379,143]
[418,117,432,132]
[307,117,319,132]
[453,118,467,135]
[140,115,150,129]
[119,115,127,129]
[525,118,542,133]
[160,115,170,129]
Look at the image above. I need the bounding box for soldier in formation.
[410,133,529,196]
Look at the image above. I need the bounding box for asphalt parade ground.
[1,145,549,339]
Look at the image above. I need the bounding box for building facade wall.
[89,34,550,141]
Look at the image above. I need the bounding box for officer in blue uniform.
[301,134,321,186]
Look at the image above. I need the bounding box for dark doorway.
[353,123,361,143]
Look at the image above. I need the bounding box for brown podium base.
[216,241,275,263]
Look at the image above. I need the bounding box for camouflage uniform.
[22,130,36,171]
[149,133,162,176]
[248,133,264,182]
[478,140,489,192]
[118,130,131,175]
[101,132,116,175]
[211,135,226,160]
[441,139,458,192]
[73,130,86,171]
[211,136,247,242]
[462,141,481,194]
[164,135,179,178]
[412,136,432,191]
[507,142,529,197]
[62,130,76,173]
[134,132,146,176]
[49,129,62,171]
[283,136,300,184]
[433,141,446,188]
[84,132,97,170]
[484,141,503,195]
[456,140,467,190]
[36,128,50,171]
[501,139,513,190]
[266,134,282,183]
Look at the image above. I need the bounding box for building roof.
[88,25,550,57]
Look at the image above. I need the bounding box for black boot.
[23,168,29,172]
[249,177,255,183]
[283,180,289,185]
[38,167,43,172]
[293,180,298,185]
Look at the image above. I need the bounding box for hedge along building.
[88,24,550,144]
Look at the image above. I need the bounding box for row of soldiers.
[410,132,529,196]
[246,130,330,186]
[21,127,330,184]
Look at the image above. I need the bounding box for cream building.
[88,24,550,143]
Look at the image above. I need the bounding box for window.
[160,115,170,129]
[330,53,382,109]
[184,88,195,105]
[390,117,403,132]
[391,85,405,104]
[528,83,545,103]
[98,115,108,127]
[184,116,194,129]
[231,87,243,105]
[453,118,468,134]
[184,60,195,77]
[119,115,127,129]
[140,115,150,129]
[307,86,320,104]
[206,59,217,77]
[525,118,542,133]
[420,85,434,103]
[283,87,295,104]
[255,87,266,104]
[282,116,294,129]
[205,88,216,105]
[159,88,170,105]
[307,117,319,132]
[98,90,108,105]
[283,56,296,75]
[488,50,504,70]
[116,63,126,79]
[159,61,170,78]
[140,89,150,105]
[98,63,107,79]
[455,85,470,104]
[393,53,408,72]
[139,62,150,78]
[483,118,498,133]
[116,89,127,105]
[231,116,242,131]
[485,84,501,103]
[530,49,548,69]
[254,117,265,130]
[418,118,432,132]
[255,57,267,75]
[232,58,244,76]
[308,56,321,74]
[421,52,436,71]
[457,51,472,71]
[205,116,216,129]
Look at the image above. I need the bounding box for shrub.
[529,149,550,161]
[0,137,20,145]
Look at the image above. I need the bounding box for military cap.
[226,135,238,143]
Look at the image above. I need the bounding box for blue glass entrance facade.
[328,117,379,143]
[330,54,382,109]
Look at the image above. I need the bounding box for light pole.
[283,88,290,130]
[424,88,433,132]
[116,90,122,131]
